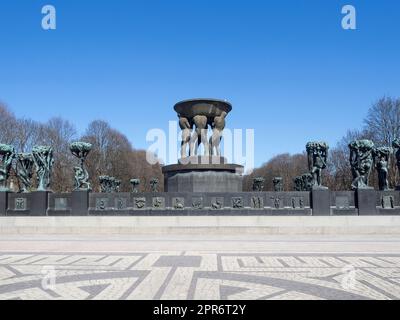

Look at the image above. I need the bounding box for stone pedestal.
[311,187,330,216]
[71,190,89,216]
[179,156,228,165]
[31,191,50,216]
[0,191,8,216]
[356,188,377,215]
[162,161,244,193]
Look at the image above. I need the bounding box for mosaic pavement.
[1,251,400,300]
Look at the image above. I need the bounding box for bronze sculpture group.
[16,153,34,192]
[0,144,15,191]
[70,142,92,191]
[291,141,329,192]
[349,140,394,191]
[32,146,54,191]
[253,138,398,192]
[306,142,329,188]
[0,144,54,193]
[178,111,227,158]
[1,136,400,193]
[273,177,283,192]
[99,176,121,193]
[293,173,313,192]
[349,140,374,190]
[374,147,391,191]
[252,177,265,191]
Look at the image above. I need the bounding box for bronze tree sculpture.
[306,141,329,188]
[349,140,374,190]
[16,153,34,193]
[0,144,15,191]
[70,142,92,191]
[32,145,54,191]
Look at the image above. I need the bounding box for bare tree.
[38,117,77,192]
[14,118,43,152]
[327,97,400,190]
[325,130,371,190]
[364,97,400,146]
[128,149,163,192]
[82,120,113,180]
[0,102,18,145]
[243,153,308,191]
[82,120,164,192]
[363,97,400,187]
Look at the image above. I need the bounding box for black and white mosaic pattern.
[1,252,400,300]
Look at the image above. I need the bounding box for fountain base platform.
[162,157,244,192]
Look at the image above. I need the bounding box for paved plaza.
[0,234,400,300]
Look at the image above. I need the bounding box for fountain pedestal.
[162,158,244,192]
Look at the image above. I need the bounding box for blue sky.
[0,0,399,167]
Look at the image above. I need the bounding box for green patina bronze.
[306,141,329,188]
[150,178,159,192]
[252,177,265,192]
[99,175,110,193]
[32,146,54,191]
[373,146,392,191]
[70,142,92,191]
[294,173,313,192]
[130,178,140,193]
[349,139,374,190]
[273,177,283,192]
[16,153,34,193]
[114,179,121,192]
[99,175,120,193]
[0,144,15,191]
[392,138,400,187]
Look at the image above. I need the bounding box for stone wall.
[1,189,400,216]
